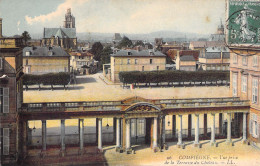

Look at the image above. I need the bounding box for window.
[250,114,258,138]
[157,66,159,70]
[137,119,145,136]
[150,59,153,64]
[222,65,226,71]
[135,59,138,64]
[211,65,216,70]
[253,55,258,67]
[0,88,9,113]
[233,54,237,64]
[241,75,247,93]
[242,56,247,66]
[2,128,9,155]
[25,51,30,56]
[252,78,258,104]
[127,59,130,64]
[232,73,237,97]
[142,66,144,71]
[131,119,136,137]
[26,59,28,65]
[217,66,220,70]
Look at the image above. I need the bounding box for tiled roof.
[180,55,197,61]
[179,50,199,61]
[111,49,166,57]
[43,28,76,38]
[190,41,225,48]
[23,46,70,57]
[70,51,93,57]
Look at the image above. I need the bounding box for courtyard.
[23,72,231,103]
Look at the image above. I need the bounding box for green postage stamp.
[226,0,260,46]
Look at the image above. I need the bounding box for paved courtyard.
[25,139,260,166]
[24,73,231,103]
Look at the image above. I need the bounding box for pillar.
[188,114,192,139]
[60,119,65,151]
[116,118,121,147]
[219,113,223,135]
[210,114,216,146]
[22,121,28,158]
[242,112,247,143]
[97,118,103,151]
[153,117,158,149]
[79,119,84,151]
[172,115,176,139]
[125,119,131,150]
[162,116,166,147]
[226,113,232,144]
[204,114,207,137]
[177,115,183,148]
[42,120,47,151]
[194,114,200,147]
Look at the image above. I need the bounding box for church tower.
[63,8,75,28]
[217,19,224,35]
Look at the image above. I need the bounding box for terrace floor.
[23,72,231,103]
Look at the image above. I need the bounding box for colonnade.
[174,112,248,148]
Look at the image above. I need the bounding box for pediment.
[121,96,148,104]
[124,102,161,114]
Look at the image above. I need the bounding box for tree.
[100,46,113,65]
[133,40,145,47]
[90,42,103,61]
[117,36,133,49]
[22,31,31,45]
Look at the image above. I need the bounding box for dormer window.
[149,51,154,56]
[25,51,30,56]
[127,51,132,56]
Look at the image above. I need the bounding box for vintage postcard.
[0,0,260,165]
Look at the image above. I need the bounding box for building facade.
[23,46,70,75]
[198,47,230,71]
[70,50,97,75]
[105,49,166,83]
[0,18,24,165]
[175,50,199,71]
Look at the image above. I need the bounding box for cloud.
[25,0,89,25]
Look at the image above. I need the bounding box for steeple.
[63,8,75,28]
[217,18,224,35]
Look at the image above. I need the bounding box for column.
[125,119,131,150]
[60,119,65,151]
[153,117,158,148]
[98,118,103,151]
[162,116,166,147]
[22,121,28,158]
[242,113,247,143]
[204,114,208,137]
[226,113,232,144]
[210,114,216,146]
[177,115,183,148]
[79,119,84,151]
[194,114,200,147]
[116,118,121,147]
[172,115,176,139]
[188,114,192,139]
[42,120,47,151]
[113,118,117,144]
[219,113,223,135]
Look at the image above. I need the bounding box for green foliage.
[133,40,145,47]
[21,31,31,45]
[119,71,230,84]
[100,46,113,65]
[117,36,133,49]
[23,72,70,86]
[90,42,103,61]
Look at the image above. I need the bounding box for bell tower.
[63,8,75,28]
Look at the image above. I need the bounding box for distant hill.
[31,30,210,42]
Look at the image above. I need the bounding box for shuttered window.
[3,128,9,155]
[3,87,9,113]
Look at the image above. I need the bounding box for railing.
[20,97,250,113]
[28,132,114,146]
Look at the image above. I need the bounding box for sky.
[0,0,225,37]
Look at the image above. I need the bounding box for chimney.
[0,18,2,38]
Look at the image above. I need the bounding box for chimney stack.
[0,18,2,38]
